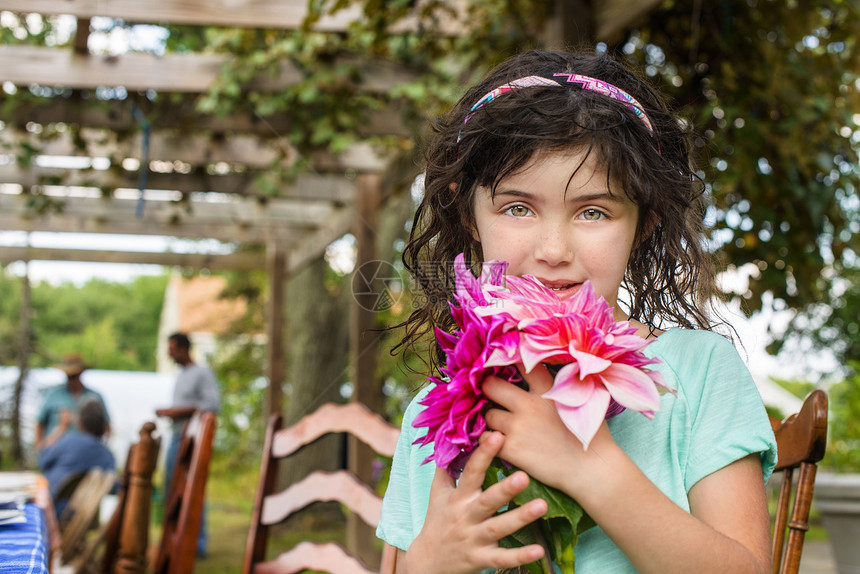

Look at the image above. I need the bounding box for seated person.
[37,399,116,518]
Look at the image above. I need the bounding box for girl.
[377,49,777,574]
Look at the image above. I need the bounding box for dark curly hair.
[399,48,722,373]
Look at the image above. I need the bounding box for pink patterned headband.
[462,72,655,135]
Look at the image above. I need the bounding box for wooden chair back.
[72,421,160,574]
[769,389,828,574]
[58,468,117,563]
[243,402,400,574]
[152,411,217,574]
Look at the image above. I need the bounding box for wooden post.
[265,242,287,420]
[347,173,383,566]
[115,422,159,574]
[543,0,592,49]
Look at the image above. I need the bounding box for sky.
[0,230,230,285]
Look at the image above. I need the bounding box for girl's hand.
[483,364,617,495]
[404,431,548,574]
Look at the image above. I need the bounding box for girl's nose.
[534,222,574,266]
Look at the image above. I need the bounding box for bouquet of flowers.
[413,253,672,573]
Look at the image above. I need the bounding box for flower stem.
[531,521,554,574]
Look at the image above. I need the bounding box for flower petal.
[551,386,611,449]
[600,363,662,415]
[542,363,594,407]
[569,348,612,379]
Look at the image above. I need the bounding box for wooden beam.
[0,245,266,269]
[0,45,416,93]
[0,96,411,139]
[286,203,353,274]
[0,165,356,202]
[0,128,289,169]
[1,130,395,173]
[0,0,465,35]
[0,191,336,242]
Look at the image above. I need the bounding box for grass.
[159,454,349,573]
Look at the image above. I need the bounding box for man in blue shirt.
[38,399,115,517]
[36,354,111,450]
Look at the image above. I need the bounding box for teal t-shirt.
[376,328,778,573]
[37,384,111,438]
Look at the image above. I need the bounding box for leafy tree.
[623,0,860,361]
[0,270,168,370]
[825,364,860,471]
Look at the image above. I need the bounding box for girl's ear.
[635,212,660,248]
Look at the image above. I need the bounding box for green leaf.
[488,462,595,574]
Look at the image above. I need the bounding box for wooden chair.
[243,402,400,574]
[769,389,828,574]
[57,468,117,563]
[151,410,217,574]
[71,421,161,574]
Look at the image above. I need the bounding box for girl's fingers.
[428,464,456,498]
[519,362,554,395]
[484,544,547,570]
[488,503,548,545]
[456,431,505,492]
[479,469,532,514]
[483,376,527,411]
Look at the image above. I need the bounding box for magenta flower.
[413,253,670,478]
[412,307,521,477]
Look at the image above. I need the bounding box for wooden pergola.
[0,0,660,561]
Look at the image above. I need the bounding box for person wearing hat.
[35,353,111,450]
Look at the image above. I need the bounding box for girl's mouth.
[537,279,581,297]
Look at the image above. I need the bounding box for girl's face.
[472,149,640,322]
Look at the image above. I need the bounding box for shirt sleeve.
[377,387,435,551]
[196,367,221,413]
[680,333,778,490]
[37,441,60,470]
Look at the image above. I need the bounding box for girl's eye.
[505,205,533,217]
[579,208,605,221]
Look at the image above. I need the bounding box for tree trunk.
[281,254,351,487]
[12,265,31,464]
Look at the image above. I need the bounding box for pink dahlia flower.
[413,253,670,477]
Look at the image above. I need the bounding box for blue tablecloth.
[0,503,50,574]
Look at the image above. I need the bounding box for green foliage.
[786,265,860,365]
[823,364,860,471]
[0,269,167,371]
[206,269,269,461]
[626,0,860,351]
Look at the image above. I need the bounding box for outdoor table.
[0,472,59,574]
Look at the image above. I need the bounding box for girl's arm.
[397,431,549,574]
[483,367,771,574]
